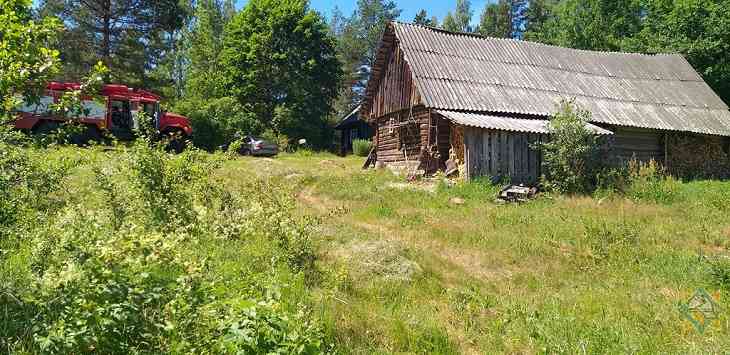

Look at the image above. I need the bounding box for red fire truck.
[13,82,192,148]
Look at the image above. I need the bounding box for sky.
[237,0,492,25]
[31,0,493,26]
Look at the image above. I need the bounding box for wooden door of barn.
[463,127,543,184]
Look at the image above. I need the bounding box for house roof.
[334,106,362,130]
[435,110,614,135]
[365,22,730,136]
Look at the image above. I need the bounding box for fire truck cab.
[14,82,192,145]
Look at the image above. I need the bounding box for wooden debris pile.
[498,185,538,203]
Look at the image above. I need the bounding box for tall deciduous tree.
[526,0,642,51]
[185,0,230,99]
[628,0,730,105]
[220,0,342,147]
[443,0,473,33]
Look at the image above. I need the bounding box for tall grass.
[352,139,372,157]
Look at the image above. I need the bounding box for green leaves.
[3,143,326,353]
[539,100,605,194]
[219,0,342,148]
[0,0,60,120]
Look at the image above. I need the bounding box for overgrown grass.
[230,153,730,354]
[3,147,729,353]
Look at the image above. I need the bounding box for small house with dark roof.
[334,106,373,155]
[362,22,730,183]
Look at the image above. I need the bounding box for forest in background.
[3,1,730,352]
[33,0,730,150]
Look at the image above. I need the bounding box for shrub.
[707,257,730,292]
[216,296,326,354]
[1,141,327,353]
[175,97,263,151]
[537,100,606,194]
[352,139,372,157]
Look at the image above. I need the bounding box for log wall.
[463,127,544,184]
[375,106,430,163]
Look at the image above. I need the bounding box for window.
[388,117,396,135]
[16,96,53,114]
[110,100,132,129]
[82,99,106,119]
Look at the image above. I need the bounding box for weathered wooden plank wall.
[463,127,543,184]
[367,45,422,119]
[609,127,664,164]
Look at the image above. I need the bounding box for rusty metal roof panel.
[382,22,730,136]
[436,110,614,135]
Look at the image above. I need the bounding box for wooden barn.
[362,22,730,183]
[334,106,373,155]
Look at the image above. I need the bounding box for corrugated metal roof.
[367,22,730,136]
[436,110,614,135]
[334,105,361,130]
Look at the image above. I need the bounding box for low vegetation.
[352,139,372,157]
[1,141,328,354]
[5,144,728,353]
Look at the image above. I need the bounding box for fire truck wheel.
[70,125,102,146]
[85,125,102,143]
[163,131,186,154]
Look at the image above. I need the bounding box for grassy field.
[3,147,730,354]
[218,151,730,354]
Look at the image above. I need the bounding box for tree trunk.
[101,0,112,67]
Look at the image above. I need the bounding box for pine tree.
[478,1,511,38]
[331,0,401,116]
[477,0,529,39]
[414,9,437,27]
[37,0,188,87]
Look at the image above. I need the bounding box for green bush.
[352,139,372,157]
[175,97,263,151]
[537,100,606,194]
[0,141,326,353]
[707,257,730,292]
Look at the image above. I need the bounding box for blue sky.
[237,1,492,25]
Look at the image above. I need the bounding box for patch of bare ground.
[386,181,438,193]
[297,188,340,213]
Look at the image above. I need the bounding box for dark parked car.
[222,134,279,157]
